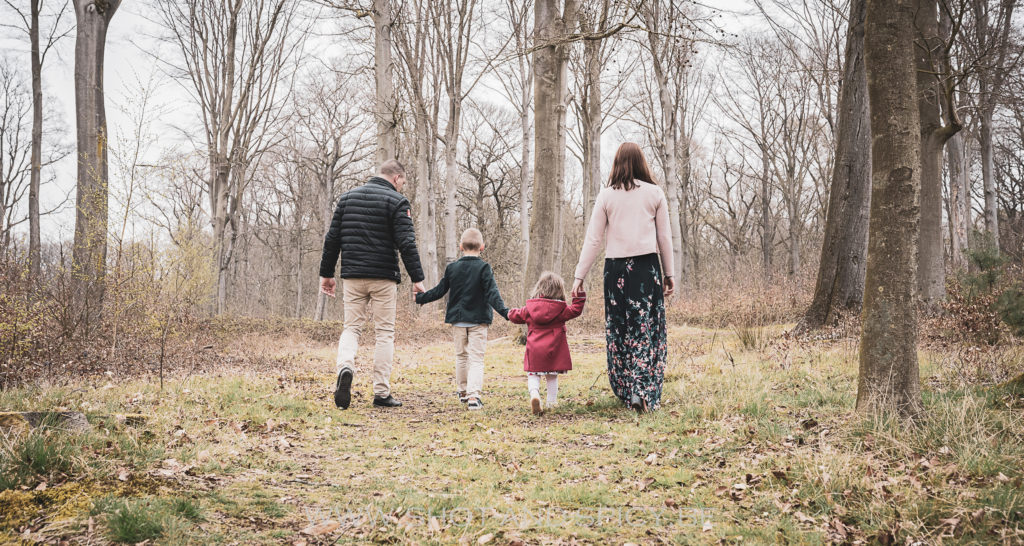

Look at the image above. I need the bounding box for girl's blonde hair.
[531,271,565,301]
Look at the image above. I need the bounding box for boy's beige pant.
[454,325,488,398]
[336,278,397,398]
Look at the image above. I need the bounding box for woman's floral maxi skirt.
[603,253,668,409]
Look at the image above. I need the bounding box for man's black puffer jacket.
[319,177,425,283]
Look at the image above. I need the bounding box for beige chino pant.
[453,325,488,399]
[336,278,398,398]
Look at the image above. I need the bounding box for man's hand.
[663,276,675,298]
[320,277,337,298]
[413,281,426,294]
[571,278,584,298]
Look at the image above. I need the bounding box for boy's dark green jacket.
[415,256,509,324]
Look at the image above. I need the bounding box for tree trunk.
[759,149,774,277]
[857,0,922,417]
[519,90,532,272]
[442,106,461,265]
[415,115,440,284]
[581,30,602,220]
[677,128,693,282]
[374,0,398,164]
[801,0,870,331]
[28,0,43,280]
[915,0,954,305]
[979,106,999,250]
[71,0,120,331]
[946,131,969,270]
[526,0,577,298]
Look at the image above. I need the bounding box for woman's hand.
[571,278,585,297]
[663,276,675,297]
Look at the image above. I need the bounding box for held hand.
[413,281,426,294]
[663,276,675,298]
[320,277,337,298]
[571,278,584,297]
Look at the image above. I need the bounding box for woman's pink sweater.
[574,181,675,281]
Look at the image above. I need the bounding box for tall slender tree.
[1,0,71,279]
[857,0,922,416]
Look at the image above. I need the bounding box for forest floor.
[1,320,1023,545]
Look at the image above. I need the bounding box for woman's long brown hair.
[607,142,656,191]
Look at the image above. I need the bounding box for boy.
[415,228,509,410]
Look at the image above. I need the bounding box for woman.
[571,142,675,412]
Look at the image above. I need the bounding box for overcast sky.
[2,0,758,241]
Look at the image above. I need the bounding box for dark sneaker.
[467,397,483,410]
[373,395,403,408]
[630,394,646,414]
[457,391,468,403]
[334,369,353,409]
[530,395,542,416]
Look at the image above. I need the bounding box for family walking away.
[318,142,676,414]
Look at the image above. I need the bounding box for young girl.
[507,272,586,414]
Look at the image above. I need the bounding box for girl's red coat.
[507,294,586,373]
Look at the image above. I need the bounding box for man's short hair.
[379,159,406,178]
[460,228,484,251]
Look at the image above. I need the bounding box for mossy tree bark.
[801,0,871,331]
[857,0,922,417]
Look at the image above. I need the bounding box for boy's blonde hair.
[460,228,484,251]
[531,271,565,301]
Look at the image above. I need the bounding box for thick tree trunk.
[71,0,120,331]
[857,0,922,417]
[374,0,398,164]
[526,0,577,298]
[946,131,969,270]
[28,0,42,280]
[801,0,870,331]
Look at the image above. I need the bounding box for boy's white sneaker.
[467,397,483,410]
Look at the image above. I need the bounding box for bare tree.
[393,0,441,284]
[858,0,921,416]
[526,0,578,296]
[494,0,533,270]
[0,59,32,254]
[71,0,121,330]
[1,0,72,279]
[915,0,962,305]
[965,0,1018,251]
[435,0,480,266]
[157,0,300,315]
[802,0,872,330]
[291,66,373,319]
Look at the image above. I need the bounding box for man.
[319,160,426,409]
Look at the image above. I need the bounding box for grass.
[0,322,1021,544]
